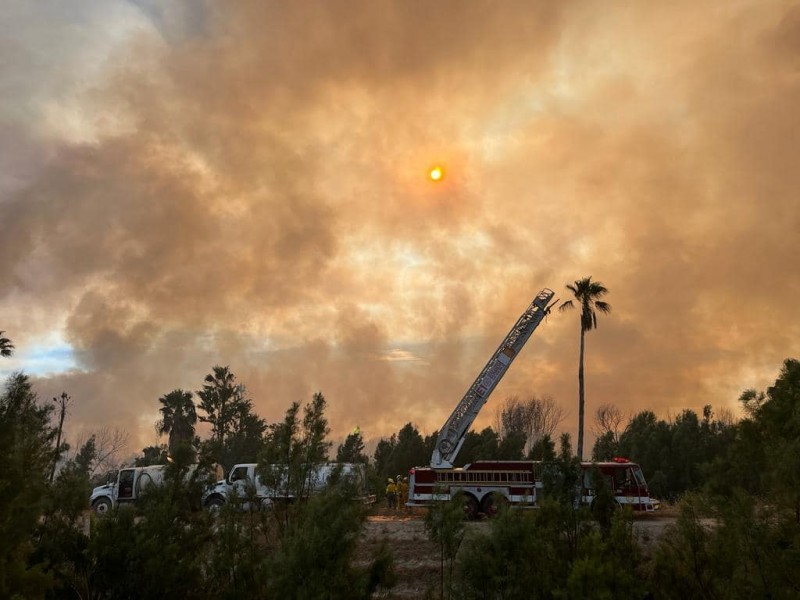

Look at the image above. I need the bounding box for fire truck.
[406,288,660,516]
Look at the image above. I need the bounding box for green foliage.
[135,444,168,466]
[425,492,467,599]
[652,491,800,600]
[260,392,332,501]
[563,512,641,600]
[91,486,209,599]
[758,358,800,521]
[0,331,13,357]
[457,483,640,599]
[266,481,383,599]
[529,433,556,461]
[365,541,397,596]
[589,466,616,537]
[457,510,545,599]
[5,333,797,600]
[197,366,267,471]
[497,429,526,460]
[158,388,197,458]
[616,406,734,501]
[0,373,57,598]
[372,422,431,485]
[203,499,271,599]
[30,437,97,599]
[336,428,368,463]
[541,434,582,506]
[456,427,500,466]
[591,431,618,461]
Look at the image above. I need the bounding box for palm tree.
[158,389,197,457]
[559,277,611,460]
[0,331,14,357]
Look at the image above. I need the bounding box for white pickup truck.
[202,462,374,509]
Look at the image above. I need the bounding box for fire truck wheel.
[93,497,112,516]
[480,492,509,517]
[463,494,480,520]
[590,498,621,515]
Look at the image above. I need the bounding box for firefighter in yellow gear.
[386,478,397,510]
[398,476,409,511]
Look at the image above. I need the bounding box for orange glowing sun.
[429,166,444,182]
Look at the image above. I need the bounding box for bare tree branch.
[594,403,626,442]
[74,427,129,476]
[495,394,566,455]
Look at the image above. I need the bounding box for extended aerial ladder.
[430,288,556,468]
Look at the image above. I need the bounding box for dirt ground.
[356,506,680,599]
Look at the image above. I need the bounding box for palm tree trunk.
[577,328,586,460]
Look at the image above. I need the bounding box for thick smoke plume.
[1,1,798,454]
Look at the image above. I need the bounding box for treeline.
[0,370,394,598]
[425,359,800,599]
[1,352,799,598]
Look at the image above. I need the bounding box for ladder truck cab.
[582,457,660,512]
[406,287,660,516]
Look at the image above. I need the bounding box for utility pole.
[50,392,71,483]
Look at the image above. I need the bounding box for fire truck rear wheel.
[481,492,509,517]
[93,497,112,516]
[463,494,480,520]
[590,498,621,514]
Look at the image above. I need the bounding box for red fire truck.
[406,288,660,516]
[408,457,660,517]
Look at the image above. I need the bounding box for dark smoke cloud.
[1,1,798,455]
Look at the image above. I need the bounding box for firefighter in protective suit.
[386,478,397,510]
[398,476,409,511]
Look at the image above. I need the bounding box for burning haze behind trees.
[1,1,800,453]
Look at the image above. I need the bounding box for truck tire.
[205,495,225,512]
[480,492,509,517]
[92,497,113,516]
[463,494,480,520]
[590,497,621,511]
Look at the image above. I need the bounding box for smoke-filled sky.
[2,0,798,457]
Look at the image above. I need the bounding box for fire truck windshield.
[632,467,646,486]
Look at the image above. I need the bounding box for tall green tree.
[260,392,332,518]
[197,366,266,469]
[456,427,500,466]
[373,423,430,483]
[336,427,368,463]
[157,389,197,458]
[197,365,241,449]
[746,358,800,521]
[223,401,268,465]
[559,276,611,460]
[0,372,57,597]
[31,436,98,599]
